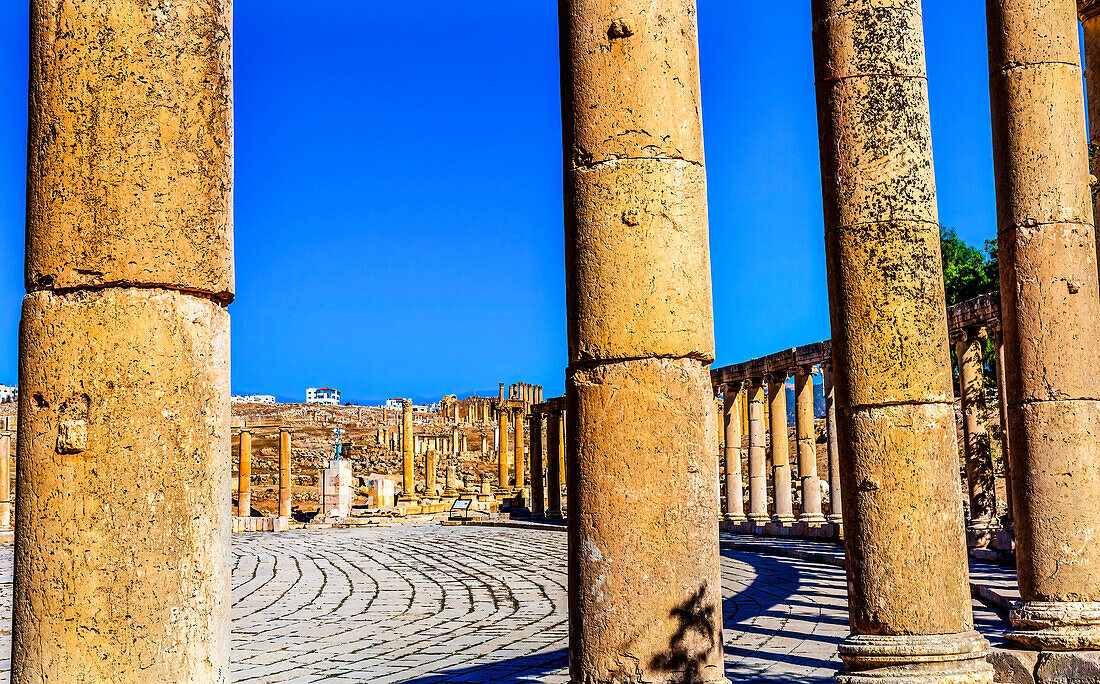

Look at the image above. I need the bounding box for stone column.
[955,327,997,540]
[989,0,1100,650]
[0,433,10,529]
[991,322,1013,524]
[279,429,292,519]
[401,399,415,501]
[514,409,526,489]
[497,407,510,490]
[480,434,487,454]
[425,451,438,497]
[562,1,724,678]
[795,366,825,523]
[813,0,991,679]
[722,383,746,522]
[823,364,843,523]
[460,433,468,453]
[444,465,458,495]
[238,430,252,518]
[480,473,493,498]
[767,373,795,523]
[747,378,769,524]
[531,413,545,518]
[452,428,459,455]
[546,410,564,520]
[15,2,233,679]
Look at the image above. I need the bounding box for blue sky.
[0,2,997,404]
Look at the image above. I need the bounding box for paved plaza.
[0,525,1008,683]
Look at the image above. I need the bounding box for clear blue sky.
[0,2,997,404]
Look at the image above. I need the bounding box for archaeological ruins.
[6,0,1100,682]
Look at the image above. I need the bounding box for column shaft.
[956,330,997,533]
[813,0,991,679]
[425,451,437,496]
[531,413,545,518]
[747,379,768,523]
[497,408,510,490]
[723,384,746,522]
[546,411,564,520]
[796,367,825,522]
[989,0,1100,649]
[514,410,526,489]
[824,366,843,522]
[992,325,1014,523]
[238,431,252,518]
[0,434,9,529]
[279,430,292,518]
[402,400,414,498]
[561,0,724,680]
[768,375,795,522]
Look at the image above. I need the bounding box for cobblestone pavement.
[0,525,1009,683]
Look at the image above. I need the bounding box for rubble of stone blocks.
[232,516,289,533]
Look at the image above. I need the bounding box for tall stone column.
[497,407,510,490]
[15,2,233,679]
[425,451,438,497]
[480,434,487,454]
[989,0,1100,650]
[561,1,724,680]
[514,409,526,489]
[0,433,10,529]
[530,413,545,518]
[452,427,459,455]
[823,364,843,523]
[767,373,795,523]
[955,327,997,538]
[238,430,252,518]
[279,429,292,519]
[813,0,991,680]
[795,366,825,523]
[722,383,746,522]
[991,322,1014,523]
[401,399,415,501]
[444,465,458,495]
[747,378,769,524]
[546,410,564,520]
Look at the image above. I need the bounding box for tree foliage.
[940,225,998,306]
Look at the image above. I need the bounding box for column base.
[836,632,992,683]
[747,514,770,526]
[545,512,565,522]
[800,513,828,524]
[828,514,845,524]
[1008,602,1100,650]
[723,513,747,523]
[773,514,797,524]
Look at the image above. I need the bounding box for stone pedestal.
[320,460,353,517]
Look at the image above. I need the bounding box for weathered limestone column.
[722,383,746,522]
[767,373,795,523]
[452,427,460,455]
[514,409,526,489]
[444,465,458,495]
[955,327,997,538]
[796,366,825,523]
[813,0,992,679]
[562,2,725,678]
[823,364,843,523]
[15,2,233,679]
[991,322,1014,523]
[0,433,10,529]
[238,430,252,518]
[546,410,564,520]
[401,399,415,501]
[497,407,510,490]
[425,451,438,497]
[1081,0,1100,259]
[531,412,545,518]
[460,433,468,453]
[747,378,769,524]
[989,0,1100,649]
[279,429,292,519]
[480,434,487,454]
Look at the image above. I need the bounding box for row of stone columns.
[526,405,567,520]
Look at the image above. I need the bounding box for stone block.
[990,647,1100,683]
[274,516,289,533]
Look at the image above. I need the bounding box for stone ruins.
[6,0,1100,682]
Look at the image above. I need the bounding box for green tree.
[940,225,997,305]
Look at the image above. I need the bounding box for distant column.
[546,410,564,520]
[401,399,415,500]
[514,408,526,489]
[991,321,1013,523]
[956,326,997,539]
[497,407,510,490]
[722,383,746,522]
[747,378,768,524]
[238,430,252,518]
[425,450,438,497]
[480,434,487,454]
[0,433,10,529]
[445,465,458,495]
[279,429,292,519]
[795,366,825,523]
[452,428,459,455]
[531,413,545,518]
[823,364,843,523]
[767,372,794,523]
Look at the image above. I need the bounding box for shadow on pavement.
[401,648,568,683]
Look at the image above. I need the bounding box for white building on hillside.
[0,385,16,403]
[232,394,276,405]
[307,387,341,405]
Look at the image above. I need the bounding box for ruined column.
[546,410,564,520]
[0,433,10,529]
[767,373,795,523]
[823,364,843,523]
[444,464,458,495]
[14,2,233,678]
[991,322,1013,523]
[722,383,746,522]
[989,0,1100,650]
[955,327,997,540]
[401,399,415,501]
[562,1,724,677]
[514,409,526,489]
[497,407,510,490]
[796,366,825,523]
[425,450,438,497]
[480,434,487,454]
[531,412,545,518]
[279,429,292,519]
[238,430,252,518]
[814,0,992,679]
[747,378,769,524]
